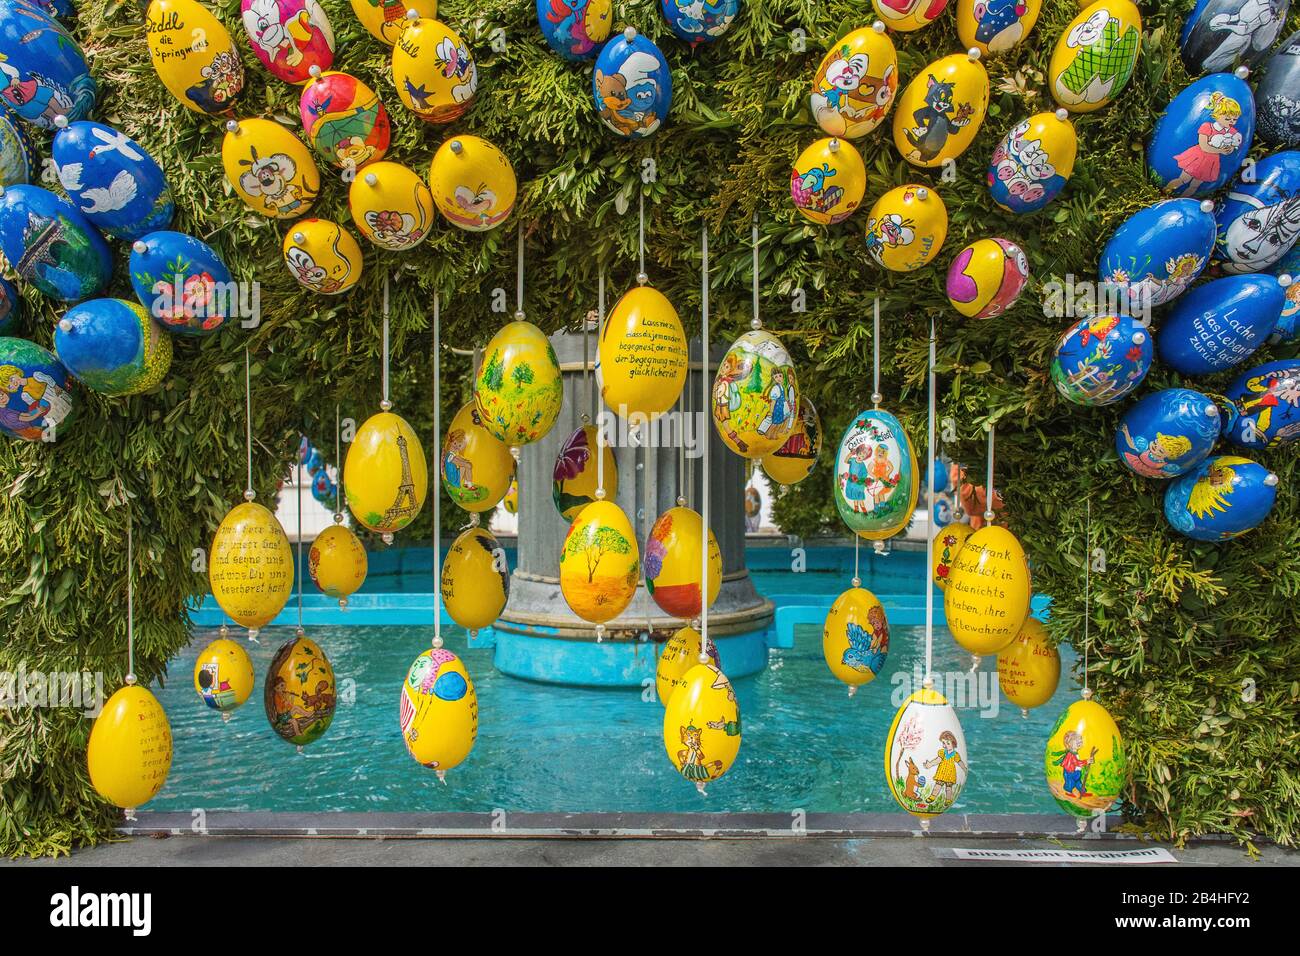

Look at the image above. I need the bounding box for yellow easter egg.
[885,687,968,818]
[822,586,890,688]
[442,402,515,513]
[1049,0,1142,114]
[945,237,1030,319]
[400,647,477,774]
[892,51,990,168]
[810,23,899,139]
[1044,697,1126,817]
[553,424,618,521]
[282,218,363,294]
[989,110,1078,214]
[790,137,867,225]
[559,500,640,623]
[474,320,564,446]
[655,625,720,706]
[343,411,428,536]
[503,475,518,514]
[87,684,173,809]
[391,15,477,123]
[348,160,434,250]
[943,524,1031,655]
[997,617,1060,711]
[761,396,822,486]
[441,527,509,631]
[865,184,948,272]
[873,0,950,31]
[221,118,319,220]
[193,637,255,713]
[712,329,800,459]
[932,520,973,589]
[146,0,246,115]
[662,662,741,790]
[598,286,689,420]
[350,0,437,45]
[427,135,516,231]
[957,0,1043,56]
[308,522,368,607]
[645,506,721,620]
[265,632,336,746]
[209,501,294,631]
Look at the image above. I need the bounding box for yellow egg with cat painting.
[427,135,516,232]
[192,637,255,713]
[865,184,948,272]
[943,524,1031,655]
[343,411,428,538]
[221,118,319,220]
[931,520,973,589]
[474,320,564,446]
[441,527,509,631]
[598,286,689,420]
[282,218,362,294]
[308,523,368,608]
[442,402,515,513]
[810,23,899,139]
[712,330,799,458]
[146,0,246,115]
[662,662,741,791]
[351,0,437,45]
[885,687,968,818]
[209,501,294,632]
[997,617,1061,711]
[399,647,477,777]
[790,137,867,226]
[391,15,477,123]
[348,160,434,250]
[873,0,951,31]
[87,684,172,809]
[822,586,890,688]
[891,50,990,168]
[559,500,639,623]
[655,625,721,706]
[761,397,822,486]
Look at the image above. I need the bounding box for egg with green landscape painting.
[474,320,563,447]
[712,330,799,459]
[1044,697,1126,817]
[559,500,639,624]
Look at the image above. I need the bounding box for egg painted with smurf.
[1213,150,1300,275]
[660,0,740,44]
[1147,72,1255,198]
[1255,29,1300,147]
[0,336,75,442]
[1157,274,1289,377]
[0,0,96,128]
[0,185,112,303]
[592,28,672,139]
[987,110,1076,214]
[1098,198,1217,310]
[0,112,34,187]
[1050,314,1151,407]
[1221,360,1300,449]
[1164,455,1278,542]
[1115,388,1220,479]
[1180,0,1290,76]
[957,0,1042,57]
[129,231,234,336]
[240,0,335,85]
[810,23,899,140]
[52,120,174,243]
[537,0,612,61]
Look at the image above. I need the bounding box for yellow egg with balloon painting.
[873,0,950,31]
[989,110,1078,214]
[598,286,688,420]
[932,520,973,590]
[343,411,428,537]
[712,329,799,459]
[221,118,319,220]
[209,501,294,632]
[193,637,255,714]
[348,160,434,250]
[350,0,437,45]
[810,23,899,139]
[865,184,948,272]
[662,662,741,790]
[823,586,890,688]
[645,506,721,620]
[885,687,968,818]
[87,684,173,809]
[474,320,564,446]
[441,527,509,631]
[761,397,822,486]
[892,50,989,168]
[264,632,336,746]
[391,15,477,123]
[559,500,640,623]
[399,647,477,776]
[655,625,721,706]
[1048,0,1142,114]
[442,402,515,513]
[1045,697,1126,817]
[946,237,1030,319]
[427,135,516,232]
[997,617,1060,711]
[944,524,1031,655]
[282,219,362,295]
[957,0,1042,56]
[790,137,867,226]
[553,424,617,520]
[308,523,368,607]
[146,0,246,115]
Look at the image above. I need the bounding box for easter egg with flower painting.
[644,506,721,620]
[474,321,564,446]
[833,408,917,541]
[0,0,97,128]
[1221,359,1300,450]
[1147,73,1255,199]
[1044,698,1125,817]
[988,110,1077,214]
[553,424,617,520]
[1051,315,1151,407]
[931,520,972,590]
[885,688,967,818]
[240,0,335,85]
[399,647,477,773]
[145,0,244,116]
[282,219,362,295]
[299,70,390,171]
[392,16,478,123]
[1099,199,1216,311]
[129,231,233,335]
[0,185,112,303]
[1163,454,1278,541]
[537,0,612,61]
[1049,0,1142,114]
[823,586,889,688]
[945,237,1029,319]
[810,23,898,139]
[790,137,866,225]
[712,330,799,458]
[1115,388,1220,479]
[0,336,75,442]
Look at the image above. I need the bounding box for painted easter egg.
[1098,198,1217,310]
[0,112,34,187]
[503,475,518,514]
[790,137,866,225]
[833,408,918,541]
[209,501,294,632]
[822,586,890,689]
[1050,314,1152,407]
[145,0,245,116]
[392,15,477,123]
[1221,359,1300,449]
[1157,274,1289,377]
[282,218,362,294]
[222,118,320,220]
[310,471,335,504]
[1180,0,1290,75]
[1256,30,1300,147]
[988,110,1077,214]
[761,396,821,486]
[1164,454,1278,541]
[662,662,740,790]
[660,0,739,43]
[945,237,1029,319]
[265,632,335,746]
[537,0,612,61]
[997,618,1060,711]
[810,23,899,139]
[308,522,367,607]
[0,336,75,442]
[1147,73,1255,199]
[1049,0,1142,114]
[129,230,234,335]
[592,28,672,139]
[957,0,1042,56]
[0,0,96,128]
[51,119,173,243]
[932,520,973,589]
[892,50,989,168]
[1044,697,1126,817]
[240,0,335,85]
[474,320,564,446]
[399,647,477,775]
[427,135,516,231]
[344,411,428,537]
[655,625,721,705]
[193,637,255,713]
[54,298,172,397]
[299,69,390,171]
[944,524,1031,655]
[443,401,515,513]
[348,160,434,250]
[872,0,951,32]
[86,685,172,809]
[441,526,509,631]
[553,423,617,520]
[644,506,721,620]
[1213,150,1300,274]
[559,500,640,623]
[598,286,688,419]
[712,329,799,459]
[1272,248,1300,341]
[865,184,948,271]
[0,277,19,334]
[350,0,436,45]
[1116,388,1221,479]
[885,688,968,818]
[0,185,111,303]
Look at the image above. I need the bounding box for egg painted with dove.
[52,120,174,242]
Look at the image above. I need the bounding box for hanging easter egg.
[310,471,335,504]
[350,0,436,45]
[344,411,428,537]
[809,23,899,139]
[712,329,799,459]
[1256,30,1300,147]
[892,50,990,168]
[945,237,1029,319]
[1049,0,1142,114]
[209,501,294,631]
[553,423,617,520]
[299,69,390,171]
[1180,0,1289,75]
[559,500,639,623]
[0,185,111,303]
[598,286,688,419]
[222,118,320,220]
[865,184,948,272]
[1116,388,1221,479]
[51,119,174,243]
[475,320,564,446]
[441,526,509,631]
[944,524,1031,655]
[957,0,1042,56]
[932,520,972,589]
[0,277,19,334]
[660,0,739,43]
[833,408,918,541]
[443,402,515,513]
[1164,454,1278,541]
[1213,150,1300,275]
[537,0,612,61]
[885,687,968,818]
[1098,198,1217,310]
[399,647,477,776]
[0,336,75,442]
[1147,73,1255,199]
[592,27,672,139]
[1050,314,1152,407]
[1157,274,1289,377]
[662,662,740,791]
[348,160,434,250]
[86,684,172,810]
[54,298,172,397]
[427,135,516,232]
[790,137,866,225]
[265,632,335,745]
[0,112,34,187]
[872,0,951,32]
[988,110,1077,215]
[193,637,255,713]
[392,15,478,123]
[655,625,720,705]
[282,219,362,294]
[997,618,1059,711]
[0,0,96,127]
[928,457,951,495]
[761,396,821,486]
[1221,360,1300,449]
[1044,697,1126,817]
[145,0,245,116]
[308,522,367,608]
[822,586,890,689]
[645,506,721,619]
[503,475,518,514]
[240,0,335,85]
[129,231,234,335]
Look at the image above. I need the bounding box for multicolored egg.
[553,423,616,520]
[810,23,899,139]
[51,119,173,243]
[1049,0,1142,114]
[822,586,890,689]
[559,500,640,623]
[350,0,436,45]
[209,501,294,632]
[1115,388,1221,478]
[1212,150,1300,275]
[427,135,516,231]
[343,411,428,537]
[474,320,564,446]
[0,185,111,302]
[944,524,1031,656]
[598,286,688,419]
[0,0,96,127]
[644,506,721,620]
[1164,454,1278,541]
[761,396,821,486]
[660,0,739,43]
[1044,697,1126,817]
[1147,72,1255,198]
[1050,314,1152,406]
[892,50,989,167]
[265,632,335,745]
[1098,198,1217,310]
[1274,248,1300,341]
[145,0,245,116]
[957,0,1042,56]
[299,69,390,171]
[655,624,720,705]
[932,520,973,589]
[348,160,433,250]
[54,298,172,397]
[833,408,918,540]
[885,687,968,818]
[865,184,948,271]
[308,522,367,607]
[997,618,1060,711]
[443,401,515,513]
[0,277,19,335]
[240,0,335,85]
[399,647,477,775]
[441,526,509,631]
[193,637,255,713]
[282,218,362,294]
[222,118,319,220]
[872,0,951,32]
[712,329,799,458]
[592,28,672,139]
[988,110,1077,214]
[945,237,1029,318]
[790,137,866,225]
[1221,359,1300,449]
[1180,0,1289,75]
[86,684,172,809]
[1256,29,1300,147]
[392,15,477,123]
[537,0,612,61]
[1156,274,1289,377]
[662,662,740,791]
[128,230,234,335]
[0,112,35,187]
[0,335,75,442]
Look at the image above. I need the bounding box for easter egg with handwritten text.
[348,160,434,251]
[0,0,96,127]
[344,411,428,536]
[0,185,111,303]
[54,298,171,397]
[193,637,255,713]
[810,23,899,139]
[663,662,740,789]
[655,625,721,705]
[441,527,509,631]
[945,238,1029,319]
[308,523,367,607]
[892,51,989,168]
[560,500,640,624]
[475,320,564,446]
[209,501,294,631]
[1221,360,1300,449]
[996,618,1060,711]
[400,647,477,774]
[427,135,516,231]
[712,329,799,458]
[958,0,1041,56]
[988,110,1076,214]
[645,506,721,620]
[299,69,390,170]
[392,16,477,123]
[1156,274,1288,377]
[598,286,688,419]
[240,0,335,85]
[885,688,967,818]
[146,0,245,115]
[265,633,335,746]
[1050,314,1152,406]
[1115,388,1221,479]
[865,184,948,271]
[833,408,918,541]
[0,336,75,442]
[1044,698,1125,817]
[1164,454,1278,541]
[822,586,890,688]
[443,401,515,513]
[943,524,1031,655]
[790,137,866,225]
[87,684,172,809]
[537,0,611,61]
[1049,0,1142,114]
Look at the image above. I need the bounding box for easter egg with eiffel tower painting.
[344,411,428,537]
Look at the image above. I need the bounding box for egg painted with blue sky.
[54,298,172,397]
[52,120,174,242]
[1212,150,1300,275]
[1147,72,1254,198]
[129,231,235,335]
[1221,360,1300,449]
[1115,388,1220,479]
[1051,314,1151,406]
[1164,455,1277,541]
[1180,0,1290,76]
[592,29,672,139]
[0,0,96,128]
[0,185,111,303]
[1099,198,1216,310]
[537,0,612,61]
[1256,29,1300,147]
[400,647,477,774]
[1157,274,1289,377]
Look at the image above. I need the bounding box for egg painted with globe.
[1045,698,1126,817]
[1099,198,1217,310]
[988,110,1076,214]
[52,120,174,242]
[1049,0,1142,114]
[790,137,866,226]
[222,118,320,220]
[240,0,335,85]
[1157,274,1288,377]
[932,521,972,590]
[1164,455,1278,541]
[0,0,96,128]
[0,336,75,442]
[265,633,335,746]
[1115,389,1220,479]
[1147,72,1255,198]
[865,185,948,271]
[399,647,477,774]
[1051,314,1152,407]
[427,135,516,232]
[892,51,989,168]
[441,527,509,631]
[644,506,721,620]
[474,321,564,446]
[1180,0,1289,75]
[537,0,612,61]
[54,298,172,397]
[348,160,433,250]
[0,185,112,303]
[129,230,234,335]
[1221,360,1300,449]
[833,408,918,541]
[810,23,898,139]
[0,112,34,187]
[660,0,739,44]
[945,238,1029,319]
[282,218,362,294]
[712,330,799,459]
[592,28,672,139]
[392,16,477,123]
[1212,150,1300,275]
[885,688,967,818]
[145,0,245,115]
[0,277,20,335]
[822,586,889,689]
[957,0,1042,56]
[1256,30,1300,147]
[299,69,390,170]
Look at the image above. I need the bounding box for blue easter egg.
[1050,314,1152,407]
[659,0,740,44]
[1099,199,1217,310]
[1164,454,1277,541]
[0,111,34,187]
[932,498,952,528]
[592,29,672,139]
[54,298,172,397]
[0,276,20,334]
[1116,388,1221,479]
[129,230,235,335]
[1213,150,1300,275]
[928,457,950,495]
[536,0,613,61]
[1257,30,1300,147]
[1271,246,1300,340]
[1221,359,1300,448]
[0,185,111,303]
[1157,273,1289,376]
[306,447,323,475]
[311,469,333,502]
[0,0,96,128]
[52,120,174,242]
[1180,0,1290,75]
[0,334,75,441]
[1147,73,1254,198]
[297,433,310,462]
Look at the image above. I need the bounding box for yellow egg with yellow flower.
[282,218,362,295]
[822,586,890,689]
[790,137,867,225]
[308,523,368,608]
[87,684,173,810]
[865,184,948,272]
[348,160,434,251]
[474,320,564,446]
[655,625,720,706]
[221,118,319,220]
[428,135,516,232]
[943,524,1031,655]
[399,647,477,777]
[441,527,509,631]
[343,411,428,538]
[997,617,1061,711]
[598,286,689,420]
[193,637,255,714]
[442,402,515,513]
[892,50,990,168]
[391,15,478,123]
[662,662,741,792]
[559,500,639,624]
[209,501,294,633]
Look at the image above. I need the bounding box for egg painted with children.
[1164,454,1278,541]
[442,401,515,513]
[885,688,968,818]
[265,633,336,746]
[1115,388,1221,479]
[987,110,1076,214]
[712,329,799,458]
[0,336,75,442]
[809,23,899,139]
[1147,72,1255,198]
[761,396,822,486]
[1044,698,1126,817]
[832,408,918,541]
[0,0,97,127]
